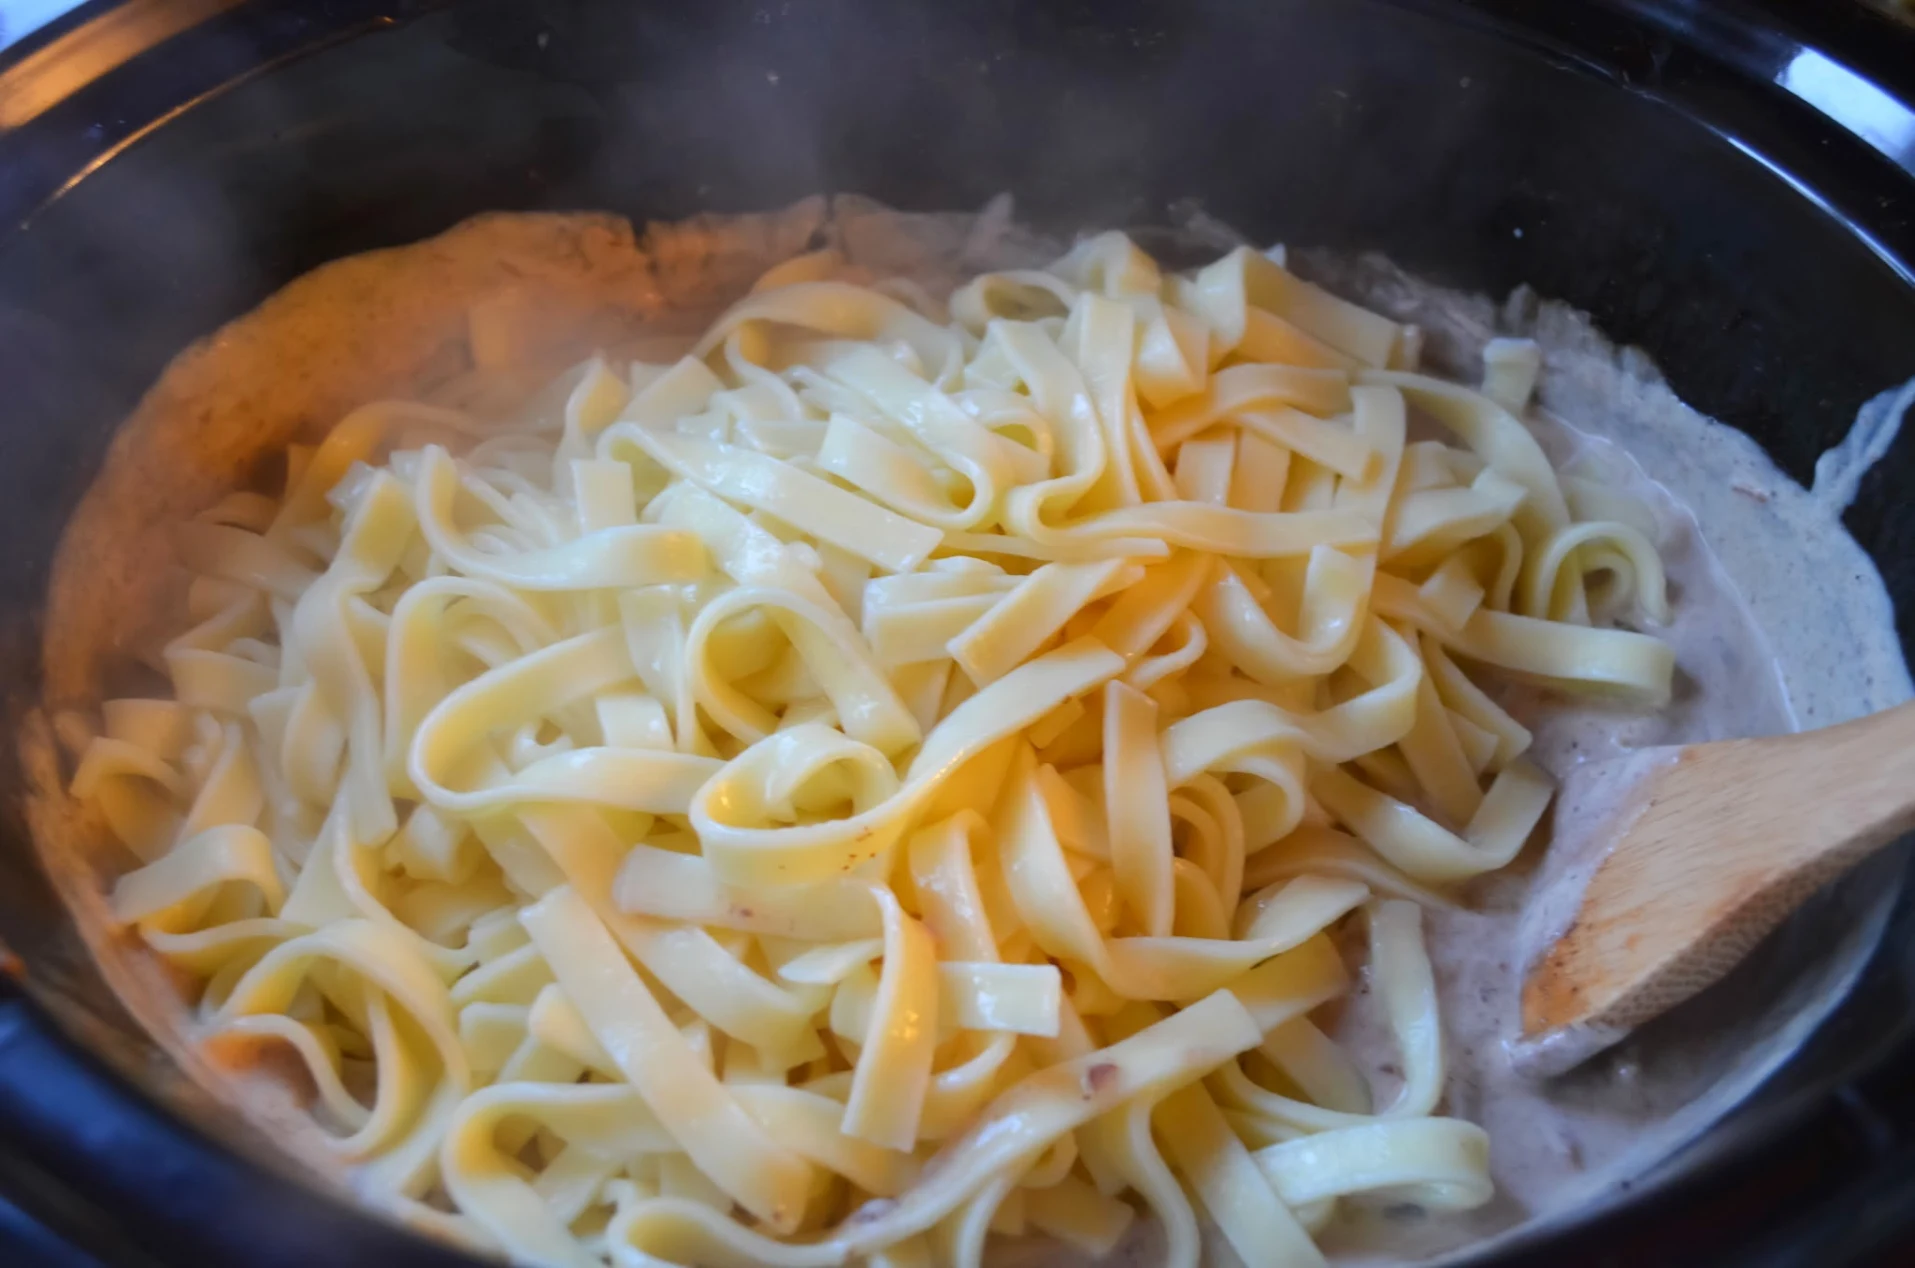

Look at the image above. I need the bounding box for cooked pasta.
[72,230,1674,1268]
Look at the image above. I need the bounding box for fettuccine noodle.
[72,230,1673,1268]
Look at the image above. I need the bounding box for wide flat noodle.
[70,222,1682,1268]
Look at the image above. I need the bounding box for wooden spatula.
[1516,700,1915,1076]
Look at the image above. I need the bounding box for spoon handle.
[1709,699,1915,881]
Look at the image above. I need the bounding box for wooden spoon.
[1515,700,1915,1076]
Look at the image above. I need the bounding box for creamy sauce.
[33,199,1915,1264]
[1504,744,1677,1081]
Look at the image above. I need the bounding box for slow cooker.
[1,1,1912,1265]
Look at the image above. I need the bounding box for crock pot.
[1,1,1912,1265]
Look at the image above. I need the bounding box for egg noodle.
[72,231,1674,1268]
